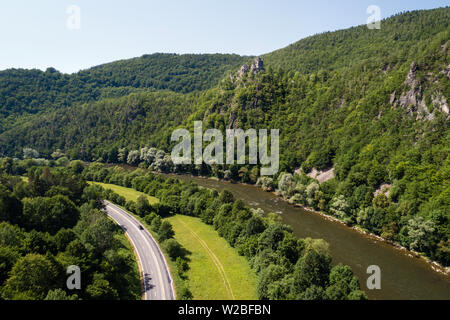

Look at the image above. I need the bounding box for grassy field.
[91,181,257,300]
[166,215,258,300]
[89,181,159,204]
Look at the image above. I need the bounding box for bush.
[163,239,183,260]
[151,216,162,232]
[176,257,189,278]
[135,195,152,217]
[158,221,175,241]
[144,212,158,225]
[178,282,193,300]
[125,200,136,213]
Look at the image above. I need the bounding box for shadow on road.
[143,273,155,293]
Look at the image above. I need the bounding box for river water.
[162,173,450,300]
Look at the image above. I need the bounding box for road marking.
[107,209,150,300]
[107,204,166,299]
[176,217,235,300]
[106,203,170,300]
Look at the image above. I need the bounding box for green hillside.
[0,8,448,266]
[263,8,449,74]
[0,53,249,131]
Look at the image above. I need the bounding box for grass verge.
[166,215,258,300]
[113,233,142,300]
[89,181,158,204]
[91,181,257,300]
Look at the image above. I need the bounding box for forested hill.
[263,7,449,74]
[0,8,449,265]
[76,53,250,93]
[0,53,249,126]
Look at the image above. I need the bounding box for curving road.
[104,201,175,300]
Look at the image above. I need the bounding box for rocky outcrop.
[406,62,418,86]
[394,62,448,120]
[235,57,265,79]
[251,57,265,74]
[432,93,449,115]
[374,184,392,198]
[441,64,450,78]
[398,62,424,116]
[228,112,237,130]
[237,64,250,77]
[295,167,335,184]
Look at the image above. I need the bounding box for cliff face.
[393,61,449,121]
[235,57,265,78]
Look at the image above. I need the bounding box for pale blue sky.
[0,0,447,73]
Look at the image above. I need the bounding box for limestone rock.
[251,57,265,74]
[237,64,249,77]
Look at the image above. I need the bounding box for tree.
[407,216,436,254]
[0,157,13,175]
[80,216,117,254]
[69,160,85,174]
[278,173,295,197]
[245,216,265,236]
[176,257,189,278]
[219,190,234,203]
[22,195,79,234]
[0,186,23,225]
[256,177,274,192]
[0,246,20,285]
[299,285,326,300]
[21,230,55,255]
[305,182,320,207]
[257,264,288,300]
[151,215,162,232]
[329,195,350,220]
[54,228,77,252]
[348,290,368,300]
[292,249,331,295]
[163,239,183,260]
[144,212,158,225]
[135,195,152,217]
[127,150,140,165]
[178,283,193,300]
[158,221,175,241]
[23,148,39,159]
[2,253,62,300]
[259,223,285,251]
[325,264,361,300]
[45,289,79,300]
[117,148,128,163]
[86,273,119,300]
[51,149,65,160]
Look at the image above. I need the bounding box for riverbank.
[291,201,449,277]
[163,172,450,277]
[95,164,450,299]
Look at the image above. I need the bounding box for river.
[162,173,450,300]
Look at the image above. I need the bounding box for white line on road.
[106,203,173,300]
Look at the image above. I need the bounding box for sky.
[0,0,447,73]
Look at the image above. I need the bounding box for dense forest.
[83,163,367,300]
[0,7,448,269]
[0,159,140,300]
[0,53,249,131]
[263,8,450,74]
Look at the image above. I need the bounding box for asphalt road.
[105,201,175,300]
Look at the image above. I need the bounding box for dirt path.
[176,217,235,300]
